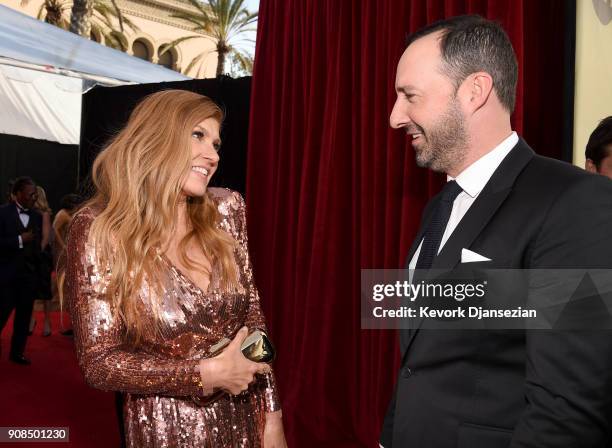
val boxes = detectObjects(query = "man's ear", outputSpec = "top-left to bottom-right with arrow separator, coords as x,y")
459,72 -> 493,115
585,158 -> 599,173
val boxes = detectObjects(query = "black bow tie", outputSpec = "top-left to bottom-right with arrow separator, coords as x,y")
17,205 -> 30,215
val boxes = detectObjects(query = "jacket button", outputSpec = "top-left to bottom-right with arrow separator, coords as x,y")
402,366 -> 413,378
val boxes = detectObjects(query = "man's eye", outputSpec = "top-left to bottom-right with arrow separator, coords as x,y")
192,131 -> 204,140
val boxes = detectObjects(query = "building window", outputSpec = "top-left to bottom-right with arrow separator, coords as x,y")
90,30 -> 100,43
157,45 -> 174,69
132,39 -> 150,61
107,32 -> 128,52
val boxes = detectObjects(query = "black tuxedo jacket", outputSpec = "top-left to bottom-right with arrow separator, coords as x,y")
0,202 -> 42,284
381,139 -> 612,448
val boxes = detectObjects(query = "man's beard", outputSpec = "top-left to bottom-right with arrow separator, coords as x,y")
411,98 -> 469,174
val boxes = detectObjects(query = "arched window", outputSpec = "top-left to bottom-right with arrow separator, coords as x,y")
107,33 -> 128,52
157,45 -> 175,69
90,30 -> 100,43
132,39 -> 151,61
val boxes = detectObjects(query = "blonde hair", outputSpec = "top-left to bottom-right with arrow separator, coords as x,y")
85,89 -> 237,342
34,186 -> 52,214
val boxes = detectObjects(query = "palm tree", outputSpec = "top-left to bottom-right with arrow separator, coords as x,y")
41,0 -> 68,26
162,0 -> 257,77
21,0 -> 68,26
89,0 -> 138,51
69,0 -> 93,36
22,0 -> 137,51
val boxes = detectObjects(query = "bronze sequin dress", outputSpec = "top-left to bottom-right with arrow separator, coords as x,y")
65,188 -> 280,447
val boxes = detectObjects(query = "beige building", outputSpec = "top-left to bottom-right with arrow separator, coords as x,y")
0,0 -> 217,78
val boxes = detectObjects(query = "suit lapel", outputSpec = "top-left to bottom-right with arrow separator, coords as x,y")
11,203 -> 26,232
402,139 -> 535,355
400,196 -> 441,351
403,198 -> 440,269
430,188 -> 511,270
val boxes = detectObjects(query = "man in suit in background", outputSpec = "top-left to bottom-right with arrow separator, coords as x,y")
380,15 -> 612,447
585,116 -> 612,179
0,176 -> 42,365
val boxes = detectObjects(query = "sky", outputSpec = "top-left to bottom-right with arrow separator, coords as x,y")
243,0 -> 259,56
245,0 -> 259,12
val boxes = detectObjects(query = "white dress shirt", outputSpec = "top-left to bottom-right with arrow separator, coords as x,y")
16,200 -> 30,249
408,131 -> 518,269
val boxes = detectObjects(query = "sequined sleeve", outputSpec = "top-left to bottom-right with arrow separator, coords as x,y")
229,192 -> 282,413
65,211 -> 203,396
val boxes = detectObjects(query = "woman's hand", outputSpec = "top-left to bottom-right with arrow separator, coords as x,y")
264,410 -> 287,447
199,327 -> 270,395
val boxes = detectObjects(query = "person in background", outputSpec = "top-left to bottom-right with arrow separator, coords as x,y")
52,193 -> 83,266
52,193 -> 82,337
0,176 -> 42,364
585,115 -> 612,179
29,186 -> 53,336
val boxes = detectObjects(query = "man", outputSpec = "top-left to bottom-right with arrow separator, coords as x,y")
0,176 -> 42,364
585,116 -> 612,179
381,16 -> 612,447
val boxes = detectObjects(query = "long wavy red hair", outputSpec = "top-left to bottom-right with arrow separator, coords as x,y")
85,90 -> 237,341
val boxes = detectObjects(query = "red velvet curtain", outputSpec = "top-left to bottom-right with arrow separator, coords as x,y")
247,1 -> 566,446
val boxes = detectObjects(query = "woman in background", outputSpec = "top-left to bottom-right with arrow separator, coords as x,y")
52,193 -> 82,336
64,90 -> 286,447
30,185 -> 53,336
52,194 -> 82,266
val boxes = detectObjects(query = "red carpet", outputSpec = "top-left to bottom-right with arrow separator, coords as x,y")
0,311 -> 120,447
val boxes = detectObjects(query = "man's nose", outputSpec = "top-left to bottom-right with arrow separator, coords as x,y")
389,99 -> 405,129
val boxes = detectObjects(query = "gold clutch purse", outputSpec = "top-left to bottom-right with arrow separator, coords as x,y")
209,329 -> 276,363
192,329 -> 275,406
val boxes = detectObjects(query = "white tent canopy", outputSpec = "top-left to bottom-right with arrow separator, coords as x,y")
0,5 -> 190,144
0,65 -> 82,144
0,4 -> 190,84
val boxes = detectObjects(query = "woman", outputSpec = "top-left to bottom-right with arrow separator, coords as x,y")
64,90 -> 287,447
53,193 -> 82,336
30,185 -> 53,336
52,193 -> 82,262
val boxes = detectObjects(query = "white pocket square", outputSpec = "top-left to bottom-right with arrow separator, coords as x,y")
461,248 -> 491,263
